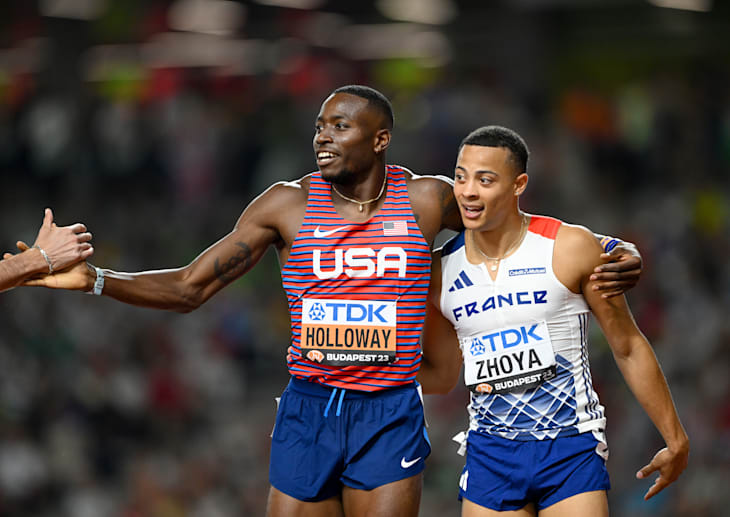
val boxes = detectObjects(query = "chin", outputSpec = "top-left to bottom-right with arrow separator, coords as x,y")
321,167 -> 356,186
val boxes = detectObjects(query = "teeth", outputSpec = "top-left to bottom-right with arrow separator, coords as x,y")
318,152 -> 336,159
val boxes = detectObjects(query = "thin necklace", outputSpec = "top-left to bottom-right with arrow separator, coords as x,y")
471,214 -> 529,272
331,174 -> 387,212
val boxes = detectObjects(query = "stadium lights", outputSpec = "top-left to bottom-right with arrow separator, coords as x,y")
376,0 -> 457,25
647,0 -> 712,11
168,0 -> 246,36
252,0 -> 326,9
39,0 -> 107,20
337,24 -> 451,66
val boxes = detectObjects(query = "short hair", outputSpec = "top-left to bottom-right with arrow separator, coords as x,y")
332,85 -> 394,130
459,125 -> 529,174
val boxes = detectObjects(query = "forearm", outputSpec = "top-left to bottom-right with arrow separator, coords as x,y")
614,339 -> 688,451
94,266 -> 217,313
0,249 -> 49,292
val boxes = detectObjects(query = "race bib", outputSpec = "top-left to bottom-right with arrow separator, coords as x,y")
300,298 -> 397,366
462,320 -> 556,394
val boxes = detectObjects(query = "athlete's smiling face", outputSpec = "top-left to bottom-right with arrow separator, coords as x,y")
313,93 -> 388,185
453,144 -> 528,231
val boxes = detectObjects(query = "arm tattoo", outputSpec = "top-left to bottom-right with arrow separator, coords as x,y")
214,242 -> 253,284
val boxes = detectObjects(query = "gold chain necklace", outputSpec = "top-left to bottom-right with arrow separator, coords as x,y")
471,214 -> 529,272
331,174 -> 387,212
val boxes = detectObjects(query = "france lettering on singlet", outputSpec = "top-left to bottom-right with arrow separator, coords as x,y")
440,215 -> 606,441
281,165 -> 431,391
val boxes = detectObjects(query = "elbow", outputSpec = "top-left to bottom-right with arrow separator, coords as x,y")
174,286 -> 207,313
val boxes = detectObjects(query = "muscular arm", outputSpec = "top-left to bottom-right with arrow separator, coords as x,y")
25,182 -> 304,312
555,225 -> 688,501
417,250 -> 463,394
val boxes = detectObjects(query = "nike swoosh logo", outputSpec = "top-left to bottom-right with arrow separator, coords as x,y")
401,456 -> 421,469
313,226 -> 348,238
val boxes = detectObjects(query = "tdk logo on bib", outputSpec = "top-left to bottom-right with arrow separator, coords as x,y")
469,324 -> 544,355
305,300 -> 392,323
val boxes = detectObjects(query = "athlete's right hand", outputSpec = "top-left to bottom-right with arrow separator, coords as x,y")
22,260 -> 95,291
286,346 -> 295,362
636,445 -> 689,500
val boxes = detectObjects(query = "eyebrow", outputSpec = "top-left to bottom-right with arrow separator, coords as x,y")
316,114 -> 348,122
455,165 -> 499,176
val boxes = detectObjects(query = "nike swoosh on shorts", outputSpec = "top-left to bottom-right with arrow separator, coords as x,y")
313,226 -> 348,238
401,456 -> 421,469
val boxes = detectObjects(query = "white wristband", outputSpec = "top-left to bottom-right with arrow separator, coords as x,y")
92,267 -> 105,295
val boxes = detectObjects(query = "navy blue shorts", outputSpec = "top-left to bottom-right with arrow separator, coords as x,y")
459,431 -> 610,511
270,378 -> 431,502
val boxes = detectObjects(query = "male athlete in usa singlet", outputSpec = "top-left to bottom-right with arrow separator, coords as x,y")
270,165 -> 433,501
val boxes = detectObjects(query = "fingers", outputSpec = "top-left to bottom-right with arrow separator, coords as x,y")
643,476 -> 669,501
42,207 -> 54,228
595,254 -> 642,272
66,223 -> 89,235
3,241 -> 31,260
636,458 -> 659,480
80,245 -> 94,260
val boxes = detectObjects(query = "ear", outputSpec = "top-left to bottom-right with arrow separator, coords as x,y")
514,173 -> 529,196
374,129 -> 391,154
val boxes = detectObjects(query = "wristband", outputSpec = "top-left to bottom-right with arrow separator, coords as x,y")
600,237 -> 621,253
92,267 -> 105,295
33,245 -> 53,274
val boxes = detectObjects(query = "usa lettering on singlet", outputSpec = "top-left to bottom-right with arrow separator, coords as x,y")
439,216 -> 607,442
281,165 -> 431,391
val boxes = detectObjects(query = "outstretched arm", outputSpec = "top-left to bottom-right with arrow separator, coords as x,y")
23,182 -> 297,312
0,208 -> 93,293
561,226 -> 688,501
417,251 -> 463,394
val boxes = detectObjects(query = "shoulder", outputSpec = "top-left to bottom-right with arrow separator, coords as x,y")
553,221 -> 603,292
236,173 -> 313,241
392,165 -> 462,239
401,167 -> 454,198
555,222 -> 602,254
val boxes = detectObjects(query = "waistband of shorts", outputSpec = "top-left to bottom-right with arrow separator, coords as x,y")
287,377 -> 417,399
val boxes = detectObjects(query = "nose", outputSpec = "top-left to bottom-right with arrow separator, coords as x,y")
459,178 -> 479,199
315,127 -> 332,145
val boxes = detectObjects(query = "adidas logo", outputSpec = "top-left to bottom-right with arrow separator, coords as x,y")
448,271 -> 474,292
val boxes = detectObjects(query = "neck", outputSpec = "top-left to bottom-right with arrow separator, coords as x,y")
471,211 -> 527,258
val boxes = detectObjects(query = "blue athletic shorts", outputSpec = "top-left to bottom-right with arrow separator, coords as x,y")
270,378 -> 431,502
459,431 -> 610,511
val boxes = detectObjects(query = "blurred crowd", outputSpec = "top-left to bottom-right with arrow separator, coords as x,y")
1,2 -> 729,516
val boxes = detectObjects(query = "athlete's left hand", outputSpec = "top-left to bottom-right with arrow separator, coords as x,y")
636,446 -> 689,500
590,240 -> 642,298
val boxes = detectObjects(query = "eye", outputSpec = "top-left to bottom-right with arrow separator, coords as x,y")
314,124 -> 322,133
454,172 -> 465,182
480,176 -> 494,185
335,122 -> 349,129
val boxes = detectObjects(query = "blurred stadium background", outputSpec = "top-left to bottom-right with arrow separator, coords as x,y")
0,0 -> 728,515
